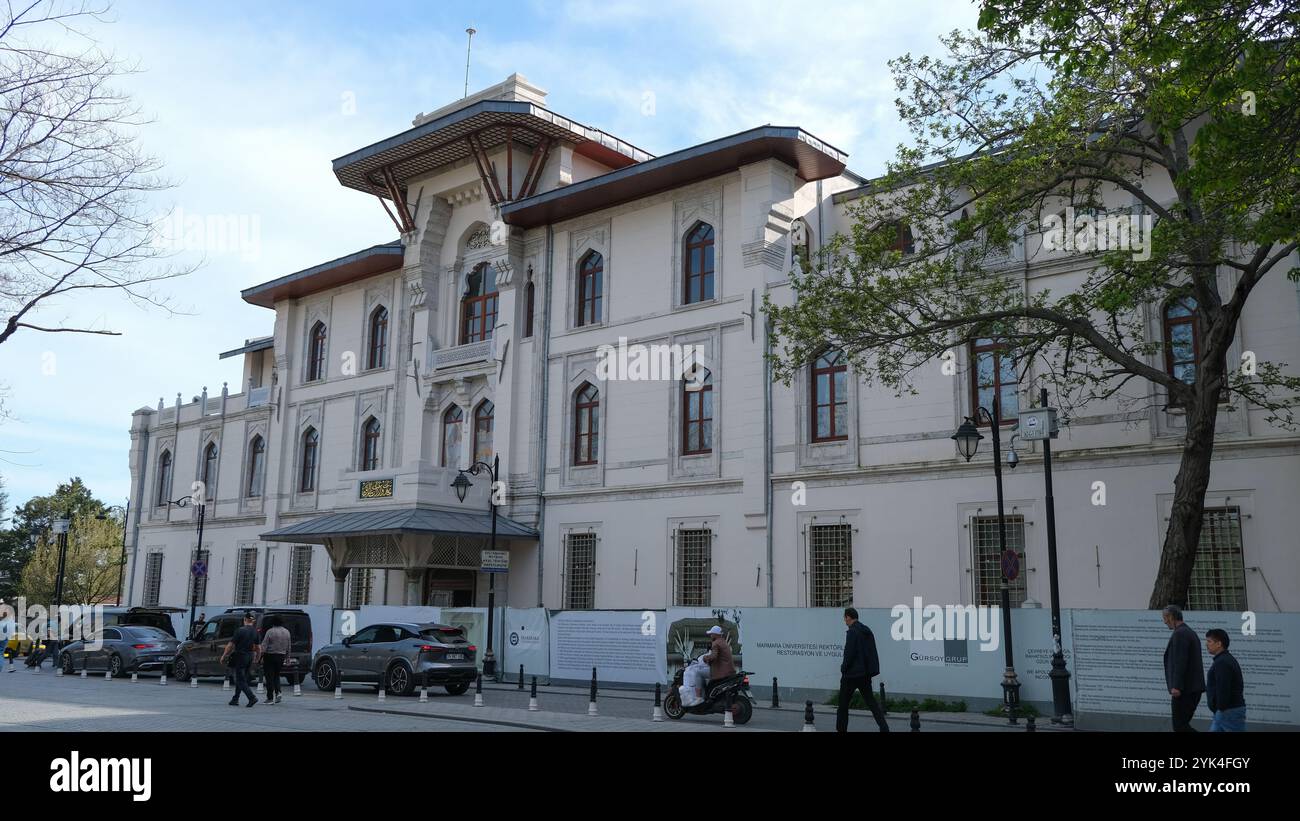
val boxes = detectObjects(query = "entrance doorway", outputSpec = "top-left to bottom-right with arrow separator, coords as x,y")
424,568 -> 476,607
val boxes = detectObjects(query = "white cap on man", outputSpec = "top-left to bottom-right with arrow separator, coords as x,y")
706,626 -> 723,636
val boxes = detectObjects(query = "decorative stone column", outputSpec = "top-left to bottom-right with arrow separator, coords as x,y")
332,566 -> 350,608
404,568 -> 424,606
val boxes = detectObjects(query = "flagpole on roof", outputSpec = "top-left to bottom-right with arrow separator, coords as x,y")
464,26 -> 476,98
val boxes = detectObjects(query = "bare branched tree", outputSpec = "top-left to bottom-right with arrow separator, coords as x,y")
0,0 -> 189,346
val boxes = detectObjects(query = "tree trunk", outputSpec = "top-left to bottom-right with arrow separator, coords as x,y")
1147,350 -> 1229,608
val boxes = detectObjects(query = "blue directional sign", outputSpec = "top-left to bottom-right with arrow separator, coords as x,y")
191,560 -> 207,578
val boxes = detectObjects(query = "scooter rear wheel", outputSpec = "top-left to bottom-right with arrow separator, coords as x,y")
663,690 -> 685,719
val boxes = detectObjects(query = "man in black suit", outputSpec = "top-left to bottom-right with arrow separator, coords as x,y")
1162,605 -> 1205,732
837,608 -> 889,733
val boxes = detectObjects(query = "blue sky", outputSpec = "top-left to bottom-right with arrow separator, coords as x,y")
0,0 -> 977,514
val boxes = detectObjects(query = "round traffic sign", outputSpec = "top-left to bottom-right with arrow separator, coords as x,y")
1000,550 -> 1020,581
191,560 -> 207,578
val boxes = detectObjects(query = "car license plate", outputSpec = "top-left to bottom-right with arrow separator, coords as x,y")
446,653 -> 464,660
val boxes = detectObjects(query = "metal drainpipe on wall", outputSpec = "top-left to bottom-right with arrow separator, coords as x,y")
126,427 -> 150,607
535,223 -> 554,607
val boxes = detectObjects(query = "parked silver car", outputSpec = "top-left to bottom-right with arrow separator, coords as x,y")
59,626 -> 180,678
311,622 -> 477,696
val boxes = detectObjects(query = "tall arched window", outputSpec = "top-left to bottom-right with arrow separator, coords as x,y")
155,450 -> 173,506
367,306 -> 388,370
473,400 -> 495,464
441,406 -> 463,468
811,349 -> 848,442
201,442 -> 218,501
1163,295 -> 1200,386
683,222 -> 715,304
523,280 -> 536,338
299,428 -> 319,492
576,251 -> 603,327
246,436 -> 265,498
573,382 -> 600,466
460,262 -> 499,344
682,368 -> 714,455
361,418 -> 381,471
308,321 -> 327,381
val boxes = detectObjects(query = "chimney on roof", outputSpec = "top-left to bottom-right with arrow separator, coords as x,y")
412,73 -> 549,127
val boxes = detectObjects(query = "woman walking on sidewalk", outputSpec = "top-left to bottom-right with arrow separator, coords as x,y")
258,615 -> 291,705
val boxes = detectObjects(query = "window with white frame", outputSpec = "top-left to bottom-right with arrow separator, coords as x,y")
563,533 -> 596,609
346,568 -> 374,608
1188,507 -> 1247,611
234,546 -> 258,605
970,515 -> 1027,606
188,548 -> 210,607
808,523 -> 854,607
288,545 -> 313,605
142,554 -> 164,607
674,528 -> 712,606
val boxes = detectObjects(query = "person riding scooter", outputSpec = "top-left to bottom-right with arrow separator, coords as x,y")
701,625 -> 736,697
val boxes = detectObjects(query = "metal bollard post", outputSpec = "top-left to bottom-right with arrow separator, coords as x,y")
474,673 -> 483,707
1026,715 -> 1036,732
293,677 -> 302,697
104,670 -> 111,683
652,682 -> 664,722
256,674 -> 265,696
190,674 -> 198,688
131,672 -> 139,684
588,667 -> 598,716
723,690 -> 735,728
528,675 -> 539,711
518,664 -> 525,690
772,677 -> 779,709
222,673 -> 230,691
80,667 -> 87,679
159,671 -> 167,686
334,677 -> 343,699
419,671 -> 428,703
879,682 -> 887,711
910,708 -> 920,732
802,700 -> 815,732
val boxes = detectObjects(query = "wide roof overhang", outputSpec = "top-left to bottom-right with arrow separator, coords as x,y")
241,241 -> 404,309
331,99 -> 652,198
499,126 -> 849,228
260,507 -> 539,545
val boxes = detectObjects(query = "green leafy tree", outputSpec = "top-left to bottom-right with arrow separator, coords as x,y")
766,0 -> 1299,608
0,478 -> 106,600
19,511 -> 122,605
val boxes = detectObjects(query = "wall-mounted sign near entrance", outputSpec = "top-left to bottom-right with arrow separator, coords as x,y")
480,550 -> 509,573
359,479 -> 394,499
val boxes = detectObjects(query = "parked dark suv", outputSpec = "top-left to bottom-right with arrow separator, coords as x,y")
171,608 -> 312,684
66,606 -> 184,639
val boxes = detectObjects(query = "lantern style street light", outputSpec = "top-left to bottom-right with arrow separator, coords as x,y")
450,454 -> 500,679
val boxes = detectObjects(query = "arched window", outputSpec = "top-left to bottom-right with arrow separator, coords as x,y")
523,280 -> 535,338
361,418 -> 381,471
367,306 -> 388,370
155,450 -> 173,506
308,321 -> 327,381
460,262 -> 499,344
888,221 -> 915,255
970,338 -> 1018,423
246,436 -> 265,498
683,222 -> 715,304
441,406 -> 463,468
576,251 -> 603,327
811,349 -> 848,442
682,368 -> 713,455
299,428 -> 319,493
473,400 -> 495,464
1164,296 -> 1200,386
573,382 -> 600,466
201,442 -> 218,501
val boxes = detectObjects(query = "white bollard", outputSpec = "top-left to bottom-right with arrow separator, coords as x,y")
159,673 -> 167,686
334,685 -> 343,700
377,688 -> 386,702
256,679 -> 265,695
723,708 -> 735,728
419,687 -> 428,703
131,672 -> 139,684
528,695 -> 539,711
190,675 -> 198,688
80,668 -> 87,679
652,705 -> 663,722
588,700 -> 598,716
293,682 -> 302,697
52,663 -> 59,677
474,691 -> 483,707
222,675 -> 230,691
104,671 -> 111,682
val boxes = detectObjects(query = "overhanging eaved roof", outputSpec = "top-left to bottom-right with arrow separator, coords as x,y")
260,507 -> 539,545
218,336 -> 273,360
500,125 -> 849,228
241,241 -> 404,309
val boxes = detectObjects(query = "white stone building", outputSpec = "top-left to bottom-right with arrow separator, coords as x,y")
123,75 -> 1300,616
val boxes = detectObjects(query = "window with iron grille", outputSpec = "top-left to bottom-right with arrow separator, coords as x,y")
234,546 -> 258,605
808,523 -> 854,607
288,545 -> 313,605
1188,507 -> 1247,611
674,528 -> 712,606
188,548 -> 209,607
563,533 -> 596,609
346,568 -> 373,609
142,553 -> 164,607
971,515 -> 1027,606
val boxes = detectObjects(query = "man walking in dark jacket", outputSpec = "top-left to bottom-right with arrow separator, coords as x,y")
1205,628 -> 1246,732
837,608 -> 889,733
1162,605 -> 1205,732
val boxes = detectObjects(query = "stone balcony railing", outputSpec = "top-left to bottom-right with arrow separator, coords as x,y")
432,339 -> 493,370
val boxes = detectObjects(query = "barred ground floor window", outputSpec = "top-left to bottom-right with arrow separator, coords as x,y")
234,546 -> 258,605
971,515 -> 1027,606
142,553 -> 164,607
288,545 -> 313,605
563,533 -> 596,610
808,523 -> 853,607
1188,507 -> 1247,611
346,568 -> 374,609
674,528 -> 712,607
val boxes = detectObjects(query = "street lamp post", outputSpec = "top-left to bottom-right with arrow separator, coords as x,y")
162,495 -> 206,632
51,513 -> 72,653
951,395 -> 1023,723
451,454 -> 499,679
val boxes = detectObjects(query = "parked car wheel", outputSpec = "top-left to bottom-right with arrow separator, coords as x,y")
172,654 -> 191,682
109,654 -> 125,678
313,658 -> 337,692
444,681 -> 470,696
60,652 -> 75,676
387,662 -> 414,696
662,690 -> 685,719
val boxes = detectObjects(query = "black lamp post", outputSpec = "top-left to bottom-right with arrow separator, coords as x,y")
451,453 -> 500,679
162,495 -> 206,632
1030,387 -> 1073,725
951,394 -> 1023,723
51,512 -> 72,652
96,501 -> 129,606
